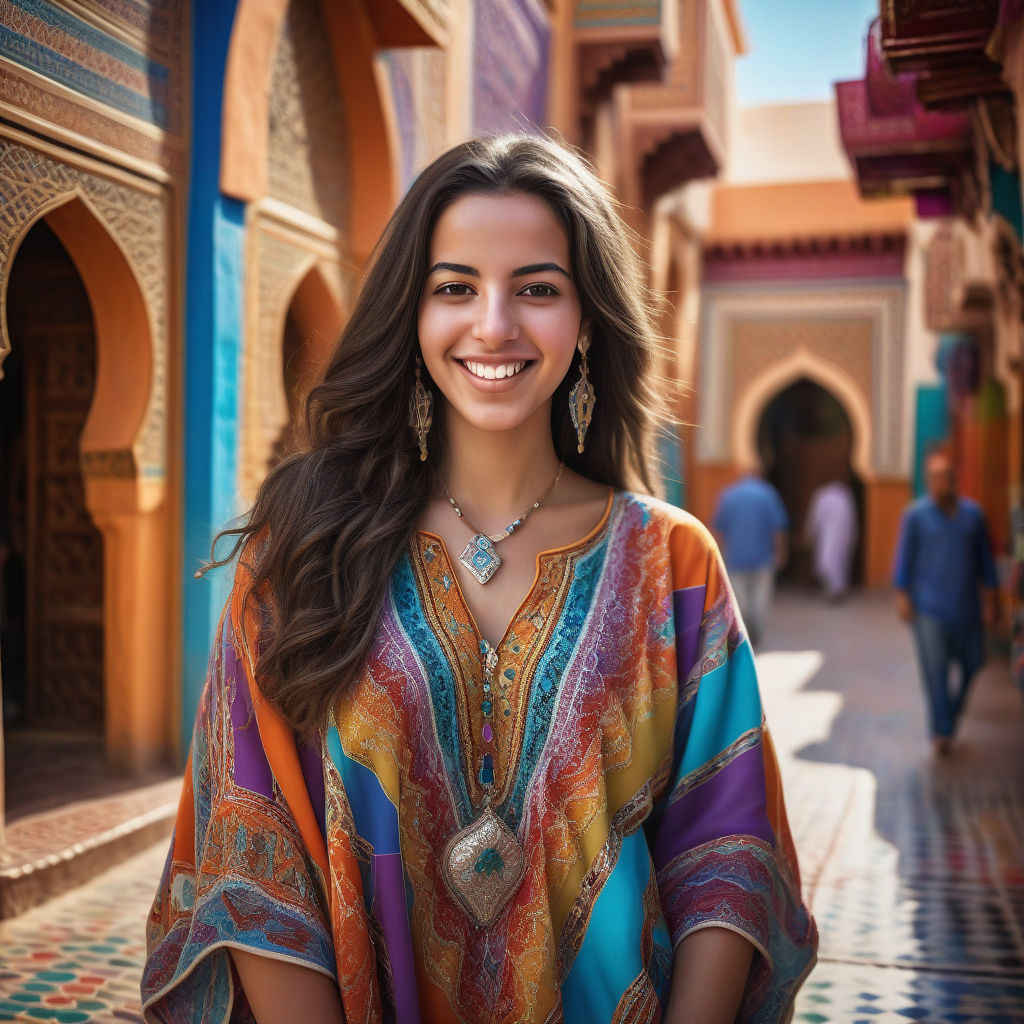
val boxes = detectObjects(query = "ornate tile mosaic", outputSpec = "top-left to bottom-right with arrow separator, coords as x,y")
0,841 -> 166,1022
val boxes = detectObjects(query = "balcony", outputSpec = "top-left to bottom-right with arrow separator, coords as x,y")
614,0 -> 736,208
878,0 -> 1004,108
575,0 -> 674,113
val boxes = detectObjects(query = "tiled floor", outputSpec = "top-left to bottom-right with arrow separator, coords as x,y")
759,592 -> 1024,1023
0,842 -> 167,1022
0,590 -> 1021,1022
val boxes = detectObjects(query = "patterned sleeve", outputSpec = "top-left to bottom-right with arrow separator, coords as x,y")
645,521 -> 817,1023
141,593 -> 337,1023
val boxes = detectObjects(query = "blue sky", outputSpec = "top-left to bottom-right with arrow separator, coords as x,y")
735,0 -> 878,107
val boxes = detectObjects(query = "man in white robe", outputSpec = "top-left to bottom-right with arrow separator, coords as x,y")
806,480 -> 858,599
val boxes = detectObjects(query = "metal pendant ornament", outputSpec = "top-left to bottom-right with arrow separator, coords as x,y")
445,462 -> 564,584
442,807 -> 527,927
569,333 -> 596,454
410,356 -> 434,462
459,534 -> 502,585
442,641 -> 526,927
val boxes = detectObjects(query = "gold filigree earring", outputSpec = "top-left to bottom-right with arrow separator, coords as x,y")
569,332 -> 595,454
410,356 -> 434,461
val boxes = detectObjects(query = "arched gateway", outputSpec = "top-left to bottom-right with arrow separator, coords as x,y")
0,191 -> 172,784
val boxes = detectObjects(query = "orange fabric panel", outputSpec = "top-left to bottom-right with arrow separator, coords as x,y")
171,750 -> 195,866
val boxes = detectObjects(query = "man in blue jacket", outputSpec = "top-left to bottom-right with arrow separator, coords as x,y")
713,471 -> 789,647
894,451 -> 1000,755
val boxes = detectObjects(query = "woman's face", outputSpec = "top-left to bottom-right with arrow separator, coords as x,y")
418,191 -> 584,440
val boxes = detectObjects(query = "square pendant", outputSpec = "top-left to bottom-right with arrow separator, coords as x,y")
442,808 -> 527,927
459,534 -> 501,584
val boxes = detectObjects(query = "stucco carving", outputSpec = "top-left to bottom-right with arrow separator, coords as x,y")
266,0 -> 349,228
241,217 -> 349,500
698,285 -> 906,476
0,134 -> 168,480
732,319 -> 874,403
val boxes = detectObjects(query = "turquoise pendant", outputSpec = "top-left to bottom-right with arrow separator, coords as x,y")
459,533 -> 501,584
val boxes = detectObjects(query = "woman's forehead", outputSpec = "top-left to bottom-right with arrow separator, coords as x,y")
429,192 -> 569,264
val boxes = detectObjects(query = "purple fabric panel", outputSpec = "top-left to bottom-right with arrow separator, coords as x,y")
226,637 -> 275,799
673,585 -> 706,684
652,745 -> 773,868
298,739 -> 327,842
371,853 -> 421,1024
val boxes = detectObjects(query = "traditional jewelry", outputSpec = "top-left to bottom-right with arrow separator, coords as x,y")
409,356 -> 434,462
569,333 -> 596,454
444,462 -> 564,584
442,638 -> 527,927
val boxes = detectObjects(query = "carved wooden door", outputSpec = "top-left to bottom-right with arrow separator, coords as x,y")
18,233 -> 105,733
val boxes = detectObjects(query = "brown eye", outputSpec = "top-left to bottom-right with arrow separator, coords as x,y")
436,282 -> 474,296
521,283 -> 558,298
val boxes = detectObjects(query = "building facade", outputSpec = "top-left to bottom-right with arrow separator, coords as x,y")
0,0 -> 744,855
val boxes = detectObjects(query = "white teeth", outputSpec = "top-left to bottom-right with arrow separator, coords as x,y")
463,360 -> 526,381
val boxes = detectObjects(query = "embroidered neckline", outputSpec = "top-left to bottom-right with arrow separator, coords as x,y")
408,492 -> 615,808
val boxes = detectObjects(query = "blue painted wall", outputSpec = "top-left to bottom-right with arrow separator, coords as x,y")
181,0 -> 245,758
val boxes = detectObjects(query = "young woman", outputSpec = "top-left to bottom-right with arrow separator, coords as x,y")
142,135 -> 816,1024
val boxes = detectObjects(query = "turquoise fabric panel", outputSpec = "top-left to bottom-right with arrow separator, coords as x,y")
679,640 -> 762,778
326,725 -> 401,856
560,829 -> 656,1021
991,163 -> 1023,243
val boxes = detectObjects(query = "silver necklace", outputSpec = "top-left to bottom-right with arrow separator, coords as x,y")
444,462 -> 564,584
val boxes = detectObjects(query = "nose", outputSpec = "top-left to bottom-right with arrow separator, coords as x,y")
472,290 -> 519,347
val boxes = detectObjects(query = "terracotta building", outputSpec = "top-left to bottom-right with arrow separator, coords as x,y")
0,0 -> 743,908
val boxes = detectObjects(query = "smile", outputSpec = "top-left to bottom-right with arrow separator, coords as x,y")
459,359 -> 529,381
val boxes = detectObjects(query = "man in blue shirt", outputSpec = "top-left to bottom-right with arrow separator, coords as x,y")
894,451 -> 1000,755
712,472 -> 789,646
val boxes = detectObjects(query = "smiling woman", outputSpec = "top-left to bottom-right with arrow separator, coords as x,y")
142,134 -> 816,1024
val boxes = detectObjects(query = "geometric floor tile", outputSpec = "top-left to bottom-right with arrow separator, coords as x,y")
0,841 -> 168,1022
795,961 -> 1024,1023
760,592 -> 1024,1024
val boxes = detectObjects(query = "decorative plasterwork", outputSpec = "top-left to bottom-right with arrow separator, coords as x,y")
0,0 -> 185,176
240,208 -> 350,501
732,348 -> 875,482
0,130 -> 168,480
698,284 -> 907,477
266,0 -> 349,228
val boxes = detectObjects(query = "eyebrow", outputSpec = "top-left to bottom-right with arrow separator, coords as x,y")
427,261 -> 572,280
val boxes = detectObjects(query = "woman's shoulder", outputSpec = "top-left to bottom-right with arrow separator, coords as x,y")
615,490 -> 719,559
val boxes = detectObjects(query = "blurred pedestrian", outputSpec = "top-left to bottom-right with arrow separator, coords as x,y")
712,470 -> 788,646
894,451 -> 1000,755
805,478 -> 858,601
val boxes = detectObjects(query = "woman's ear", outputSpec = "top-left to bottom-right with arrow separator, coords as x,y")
577,319 -> 592,351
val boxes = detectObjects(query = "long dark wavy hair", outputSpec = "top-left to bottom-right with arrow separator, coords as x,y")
205,133 -> 666,735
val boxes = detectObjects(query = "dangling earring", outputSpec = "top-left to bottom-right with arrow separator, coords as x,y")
569,332 -> 596,454
410,355 -> 434,461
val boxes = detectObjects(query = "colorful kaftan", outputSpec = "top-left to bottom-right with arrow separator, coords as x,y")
143,491 -> 817,1023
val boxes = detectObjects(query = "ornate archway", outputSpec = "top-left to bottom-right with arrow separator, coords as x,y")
0,160 -> 172,777
240,254 -> 345,498
733,349 -> 874,483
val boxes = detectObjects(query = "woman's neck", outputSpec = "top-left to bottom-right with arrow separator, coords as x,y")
441,409 -> 562,524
